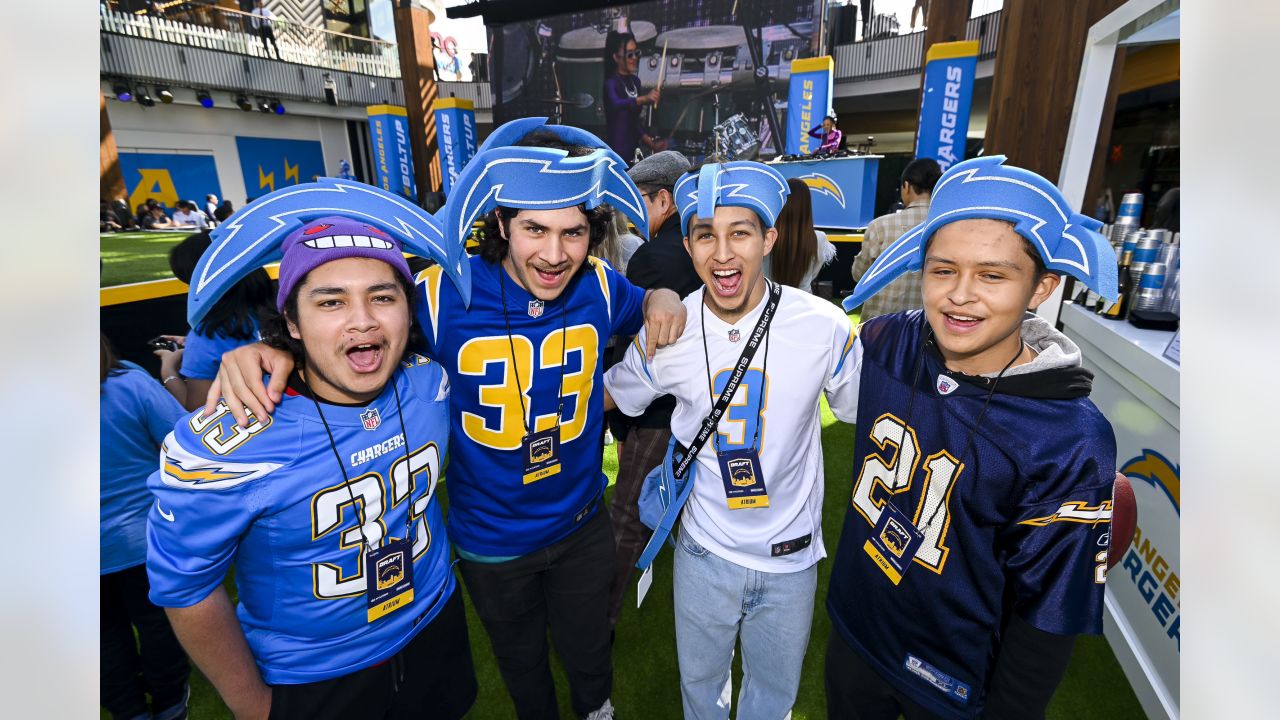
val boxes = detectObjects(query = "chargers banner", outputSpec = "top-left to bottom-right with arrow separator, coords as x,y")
915,40 -> 979,171
433,98 -> 478,196
785,56 -> 833,156
366,105 -> 417,202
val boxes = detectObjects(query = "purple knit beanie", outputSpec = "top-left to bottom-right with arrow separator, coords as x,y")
275,215 -> 414,311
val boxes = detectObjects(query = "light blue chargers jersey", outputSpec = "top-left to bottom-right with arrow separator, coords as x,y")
146,356 -> 454,685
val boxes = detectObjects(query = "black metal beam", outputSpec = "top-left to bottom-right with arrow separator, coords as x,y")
447,0 -> 634,24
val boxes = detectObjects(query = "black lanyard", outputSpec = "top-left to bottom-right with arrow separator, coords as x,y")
673,280 -> 781,479
309,376 -> 416,549
499,264 -> 568,437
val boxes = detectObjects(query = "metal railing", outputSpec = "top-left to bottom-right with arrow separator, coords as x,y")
833,9 -> 1002,83
100,6 -> 402,78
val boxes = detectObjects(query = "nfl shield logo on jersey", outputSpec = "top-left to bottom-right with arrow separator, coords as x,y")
728,329 -> 741,343
528,300 -> 545,318
936,374 -> 959,396
360,408 -> 381,431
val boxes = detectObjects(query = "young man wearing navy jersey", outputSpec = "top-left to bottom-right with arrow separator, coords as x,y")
825,156 -> 1121,719
208,120 -> 684,720
147,216 -> 477,720
605,162 -> 860,719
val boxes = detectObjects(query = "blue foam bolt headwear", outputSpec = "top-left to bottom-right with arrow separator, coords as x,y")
443,117 -> 648,252
842,155 -> 1118,312
187,177 -> 471,326
674,161 -> 791,236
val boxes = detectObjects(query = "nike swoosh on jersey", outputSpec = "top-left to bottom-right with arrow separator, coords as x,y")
156,501 -> 175,522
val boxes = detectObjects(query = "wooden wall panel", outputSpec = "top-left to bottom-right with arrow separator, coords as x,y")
100,91 -> 126,203
393,3 -> 443,198
982,0 -> 1127,180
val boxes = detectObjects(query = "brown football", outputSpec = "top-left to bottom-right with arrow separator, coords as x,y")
1108,472 -> 1137,569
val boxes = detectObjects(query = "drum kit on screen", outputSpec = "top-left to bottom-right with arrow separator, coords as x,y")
500,13 -> 811,164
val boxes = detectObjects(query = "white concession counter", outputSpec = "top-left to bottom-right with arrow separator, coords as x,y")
1060,301 -> 1180,719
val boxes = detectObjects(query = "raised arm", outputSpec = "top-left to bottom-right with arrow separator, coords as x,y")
203,342 -> 295,427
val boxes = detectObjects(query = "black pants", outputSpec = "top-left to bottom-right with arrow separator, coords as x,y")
607,425 -> 666,626
258,26 -> 280,57
460,507 -> 614,720
825,627 -> 945,720
269,586 -> 477,720
100,565 -> 191,720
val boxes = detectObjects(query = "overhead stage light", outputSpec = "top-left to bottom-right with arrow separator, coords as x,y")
136,86 -> 155,107
236,93 -> 252,111
157,86 -> 174,104
258,97 -> 272,113
270,98 -> 285,115
112,82 -> 132,102
196,89 -> 214,108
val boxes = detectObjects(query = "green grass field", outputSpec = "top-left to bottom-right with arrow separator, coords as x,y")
100,232 -> 192,287
114,403 -> 1143,719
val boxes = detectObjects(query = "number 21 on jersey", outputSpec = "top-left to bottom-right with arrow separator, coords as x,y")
851,413 -> 963,574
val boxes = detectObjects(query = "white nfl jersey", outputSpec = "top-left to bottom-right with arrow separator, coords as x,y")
606,284 -> 861,572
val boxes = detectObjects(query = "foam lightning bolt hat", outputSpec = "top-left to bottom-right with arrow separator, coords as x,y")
443,117 -> 648,251
674,161 -> 791,236
842,155 -> 1118,312
187,177 -> 470,326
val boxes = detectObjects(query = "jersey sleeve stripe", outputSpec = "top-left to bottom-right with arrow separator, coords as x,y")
416,265 -> 444,346
591,258 -> 612,319
161,433 -> 282,491
832,324 -> 855,377
630,333 -> 653,382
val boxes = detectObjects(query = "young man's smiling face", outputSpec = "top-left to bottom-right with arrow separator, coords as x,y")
499,206 -> 592,302
921,219 -> 1060,375
684,205 -> 777,324
287,257 -> 410,404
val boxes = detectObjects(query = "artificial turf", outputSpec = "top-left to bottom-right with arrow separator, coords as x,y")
109,400 -> 1144,719
100,232 -> 192,287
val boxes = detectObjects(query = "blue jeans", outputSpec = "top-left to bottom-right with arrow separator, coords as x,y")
673,525 -> 819,720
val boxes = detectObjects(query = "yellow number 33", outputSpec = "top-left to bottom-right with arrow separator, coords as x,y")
456,325 -> 598,451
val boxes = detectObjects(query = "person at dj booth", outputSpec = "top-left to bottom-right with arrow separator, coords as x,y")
603,30 -> 666,163
808,115 -> 845,155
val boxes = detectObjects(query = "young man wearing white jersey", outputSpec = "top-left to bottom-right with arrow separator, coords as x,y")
604,161 -> 860,719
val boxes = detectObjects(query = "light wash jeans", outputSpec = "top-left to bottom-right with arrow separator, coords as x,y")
673,525 -> 819,720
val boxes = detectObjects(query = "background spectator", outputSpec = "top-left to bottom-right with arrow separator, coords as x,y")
171,201 -> 208,229
766,178 -> 837,292
99,333 -> 191,720
141,205 -> 173,230
213,199 -> 235,223
850,157 -> 942,320
204,194 -> 219,224
153,231 -> 273,410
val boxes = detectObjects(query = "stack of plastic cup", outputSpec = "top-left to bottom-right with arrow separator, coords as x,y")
1133,235 -> 1161,265
1133,263 -> 1167,312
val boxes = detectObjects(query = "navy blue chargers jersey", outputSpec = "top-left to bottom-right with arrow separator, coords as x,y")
827,311 -> 1117,718
416,255 -> 644,556
147,357 -> 454,685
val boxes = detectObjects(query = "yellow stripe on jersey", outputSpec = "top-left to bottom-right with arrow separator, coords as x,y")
833,325 -> 855,376
630,333 -> 653,381
1018,500 -> 1113,527
416,265 -> 445,345
589,257 -> 612,319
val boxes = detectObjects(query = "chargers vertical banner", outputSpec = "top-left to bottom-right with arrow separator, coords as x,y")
915,40 -> 979,171
366,105 -> 417,202
434,98 -> 478,196
785,56 -> 833,156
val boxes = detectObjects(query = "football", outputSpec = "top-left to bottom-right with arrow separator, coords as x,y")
1108,472 -> 1138,569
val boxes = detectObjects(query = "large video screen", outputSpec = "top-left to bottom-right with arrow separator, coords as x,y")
488,1 -> 820,165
